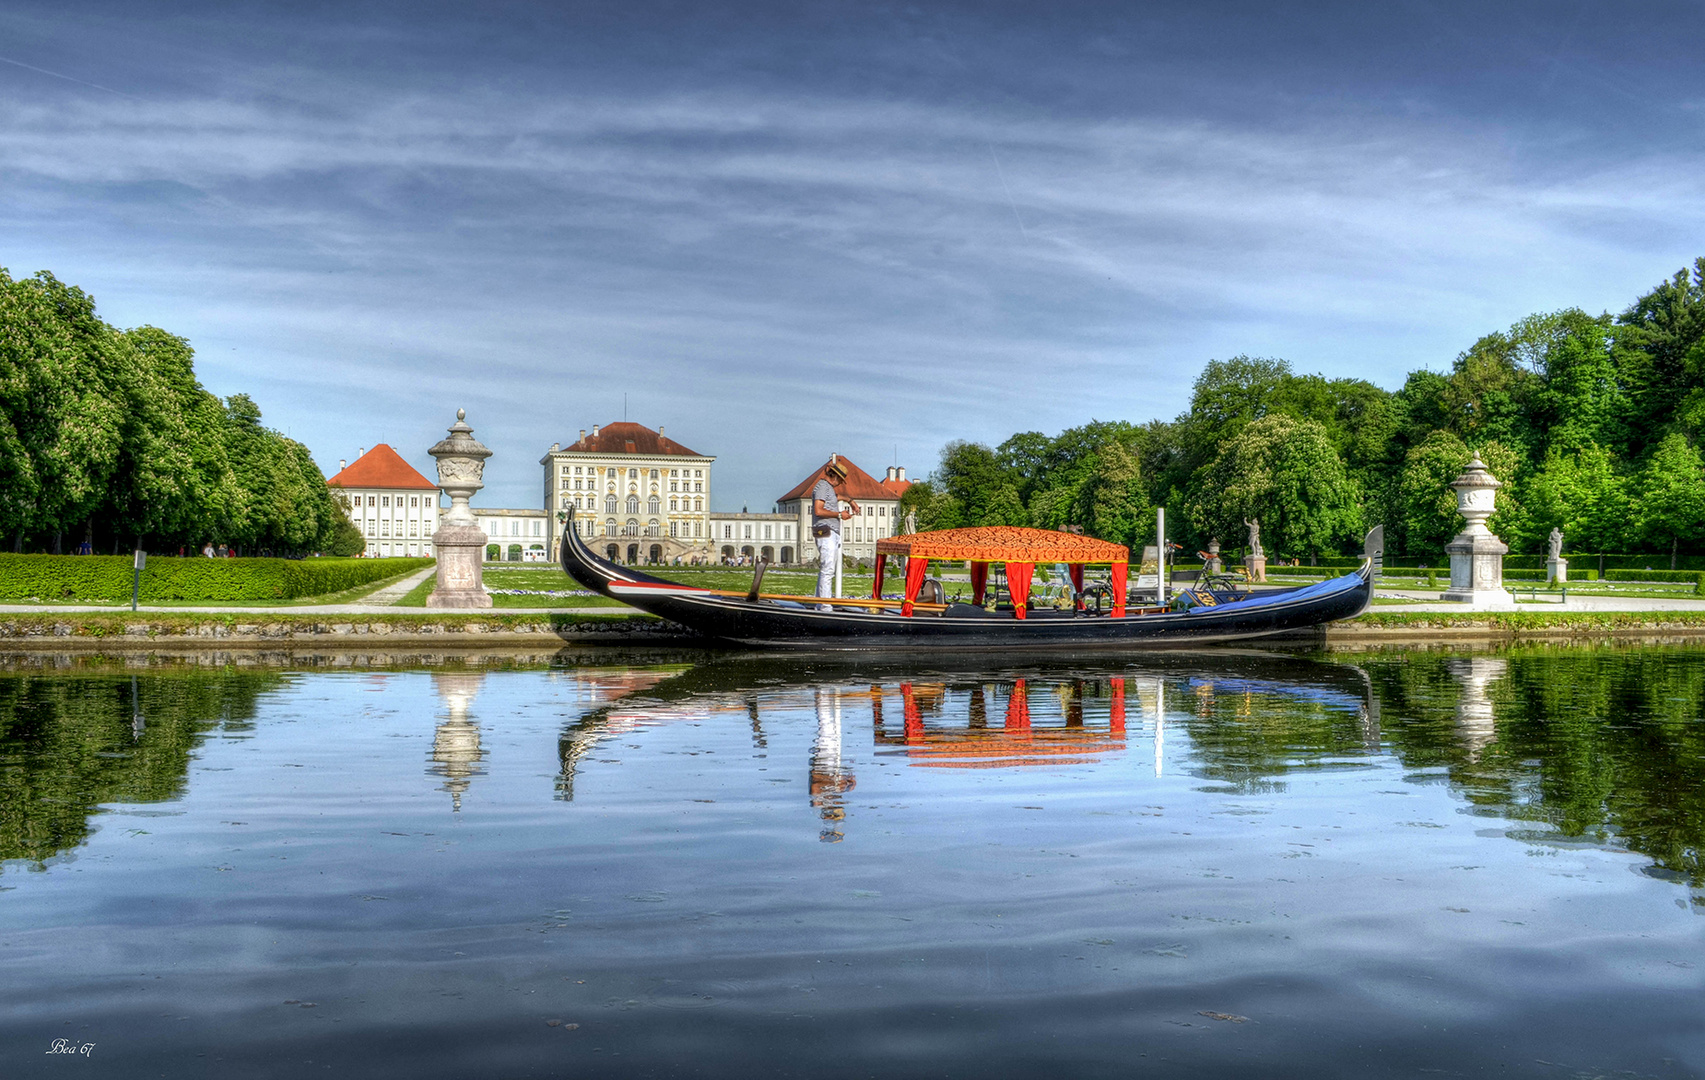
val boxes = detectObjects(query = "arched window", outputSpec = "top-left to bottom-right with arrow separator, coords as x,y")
604,518 -> 617,536
648,496 -> 660,515
625,518 -> 639,536
605,495 -> 617,514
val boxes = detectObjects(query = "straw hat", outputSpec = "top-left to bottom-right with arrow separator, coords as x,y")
824,454 -> 848,481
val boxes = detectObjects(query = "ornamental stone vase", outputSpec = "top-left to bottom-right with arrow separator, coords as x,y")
1440,453 -> 1516,610
427,409 -> 493,609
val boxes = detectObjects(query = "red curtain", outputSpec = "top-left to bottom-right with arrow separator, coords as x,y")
1110,677 -> 1126,733
1004,679 -> 1031,730
901,557 -> 930,616
872,553 -> 886,599
901,683 -> 923,742
1006,562 -> 1033,619
1069,564 -> 1085,610
970,562 -> 989,606
1111,562 -> 1127,617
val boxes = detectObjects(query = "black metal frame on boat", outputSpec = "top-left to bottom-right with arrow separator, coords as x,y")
557,506 -> 1373,649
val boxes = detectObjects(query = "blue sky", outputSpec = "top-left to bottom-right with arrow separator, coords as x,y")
3,1 -> 1703,509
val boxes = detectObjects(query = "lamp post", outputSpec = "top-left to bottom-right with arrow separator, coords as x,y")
426,409 -> 493,609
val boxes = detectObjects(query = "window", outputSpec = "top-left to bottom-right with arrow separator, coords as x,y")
743,525 -> 752,540
694,470 -> 702,477
694,482 -> 702,492
366,521 -> 375,537
605,496 -> 617,514
669,522 -> 677,537
561,478 -> 571,490
381,520 -> 390,537
574,466 -> 582,475
408,521 -> 416,537
650,469 -> 659,479
880,505 -> 887,516
648,497 -> 660,515
763,525 -> 773,540
562,465 -> 571,476
723,525 -> 732,539
669,498 -> 677,511
628,468 -> 638,479
784,525 -> 792,539
626,495 -> 640,514
695,498 -> 703,511
381,495 -> 390,508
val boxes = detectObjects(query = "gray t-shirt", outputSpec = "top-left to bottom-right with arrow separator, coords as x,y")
812,478 -> 841,536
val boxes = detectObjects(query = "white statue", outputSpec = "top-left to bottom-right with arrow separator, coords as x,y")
1244,518 -> 1263,558
1547,527 -> 1563,561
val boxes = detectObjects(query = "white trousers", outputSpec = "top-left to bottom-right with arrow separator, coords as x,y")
815,532 -> 841,600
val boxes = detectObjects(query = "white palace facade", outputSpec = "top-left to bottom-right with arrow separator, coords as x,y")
541,422 -> 715,565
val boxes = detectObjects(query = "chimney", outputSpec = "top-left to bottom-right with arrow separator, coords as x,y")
339,459 -> 346,471
897,466 -> 906,482
659,425 -> 665,437
591,425 -> 599,438
549,442 -> 560,452
578,429 -> 586,442
358,447 -> 365,458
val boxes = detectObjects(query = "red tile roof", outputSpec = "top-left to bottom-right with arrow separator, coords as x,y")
778,456 -> 900,503
879,474 -> 913,498
326,444 -> 439,491
560,422 -> 706,458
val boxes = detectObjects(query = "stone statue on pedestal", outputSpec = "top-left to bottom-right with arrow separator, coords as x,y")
426,409 -> 493,609
1546,527 -> 1568,584
1242,519 -> 1266,583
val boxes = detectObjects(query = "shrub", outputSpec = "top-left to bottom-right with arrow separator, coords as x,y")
1603,569 -> 1705,586
0,555 -> 432,602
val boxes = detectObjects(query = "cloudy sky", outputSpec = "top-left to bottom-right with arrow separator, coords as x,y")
4,1 -> 1703,508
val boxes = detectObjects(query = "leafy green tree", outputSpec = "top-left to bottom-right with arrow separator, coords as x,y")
1185,414 -> 1361,559
1632,434 -> 1705,569
1071,443 -> 1151,546
1615,258 -> 1705,447
1392,433 -> 1524,557
1521,442 -> 1629,554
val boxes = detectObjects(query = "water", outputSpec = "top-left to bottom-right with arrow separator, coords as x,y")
1,647 -> 1702,1078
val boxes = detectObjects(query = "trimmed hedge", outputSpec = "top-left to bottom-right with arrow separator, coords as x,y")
1603,569 -> 1705,586
0,554 -> 433,602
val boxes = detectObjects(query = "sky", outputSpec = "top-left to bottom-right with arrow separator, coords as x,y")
3,1 -> 1703,510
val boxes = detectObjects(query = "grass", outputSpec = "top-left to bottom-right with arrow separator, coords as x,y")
393,564 -> 902,608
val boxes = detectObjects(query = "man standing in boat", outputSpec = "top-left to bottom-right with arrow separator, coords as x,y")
812,456 -> 859,609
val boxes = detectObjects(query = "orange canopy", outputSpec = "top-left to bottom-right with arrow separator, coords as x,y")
875,526 -> 1128,564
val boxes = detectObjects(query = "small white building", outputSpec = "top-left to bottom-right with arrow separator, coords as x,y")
707,511 -> 799,564
327,445 -> 443,558
777,458 -> 911,565
476,508 -> 552,562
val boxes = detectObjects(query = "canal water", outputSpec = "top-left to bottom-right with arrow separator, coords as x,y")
1,647 -> 1701,1078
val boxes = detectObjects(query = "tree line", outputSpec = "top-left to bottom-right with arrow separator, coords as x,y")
900,258 -> 1705,565
1,269 -> 363,556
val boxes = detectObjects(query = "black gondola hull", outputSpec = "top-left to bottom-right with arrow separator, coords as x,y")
557,510 -> 1370,649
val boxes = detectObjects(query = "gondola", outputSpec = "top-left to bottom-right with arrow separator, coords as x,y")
557,506 -> 1372,649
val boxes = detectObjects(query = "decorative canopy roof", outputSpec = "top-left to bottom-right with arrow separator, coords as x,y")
778,455 -> 897,502
560,422 -> 706,458
326,444 -> 439,491
876,526 -> 1128,564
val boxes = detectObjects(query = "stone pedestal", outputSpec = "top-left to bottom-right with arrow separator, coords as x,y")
426,409 -> 493,609
1439,453 -> 1516,610
1204,539 -> 1223,577
1547,557 -> 1568,584
1244,554 -> 1267,583
428,524 -> 492,608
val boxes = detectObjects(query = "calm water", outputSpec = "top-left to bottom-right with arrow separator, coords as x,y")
1,647 -> 1702,1078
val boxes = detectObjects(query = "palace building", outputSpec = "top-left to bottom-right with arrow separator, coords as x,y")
540,422 -> 715,565
777,458 -> 911,565
327,445 -> 443,558
708,510 -> 799,564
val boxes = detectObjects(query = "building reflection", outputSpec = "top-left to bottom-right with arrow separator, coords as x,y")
429,673 -> 486,811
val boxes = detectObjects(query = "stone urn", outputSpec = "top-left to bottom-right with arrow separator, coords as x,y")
426,409 -> 493,609
430,673 -> 486,811
1440,453 -> 1515,609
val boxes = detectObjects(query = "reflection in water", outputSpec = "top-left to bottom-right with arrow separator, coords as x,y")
0,671 -> 279,869
429,673 -> 487,812
1450,656 -> 1506,761
811,689 -> 854,842
873,679 -> 1129,769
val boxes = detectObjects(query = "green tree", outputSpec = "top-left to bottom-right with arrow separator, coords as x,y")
1632,434 -> 1705,569
1520,442 -> 1628,554
1185,414 -> 1361,560
1071,443 -> 1151,546
1392,433 -> 1524,557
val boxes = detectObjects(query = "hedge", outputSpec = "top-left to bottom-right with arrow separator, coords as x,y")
0,554 -> 433,602
1603,569 -> 1705,586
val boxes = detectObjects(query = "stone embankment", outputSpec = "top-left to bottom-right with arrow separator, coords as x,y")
0,612 -> 691,650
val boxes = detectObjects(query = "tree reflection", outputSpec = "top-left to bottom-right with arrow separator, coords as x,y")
0,672 -> 279,871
